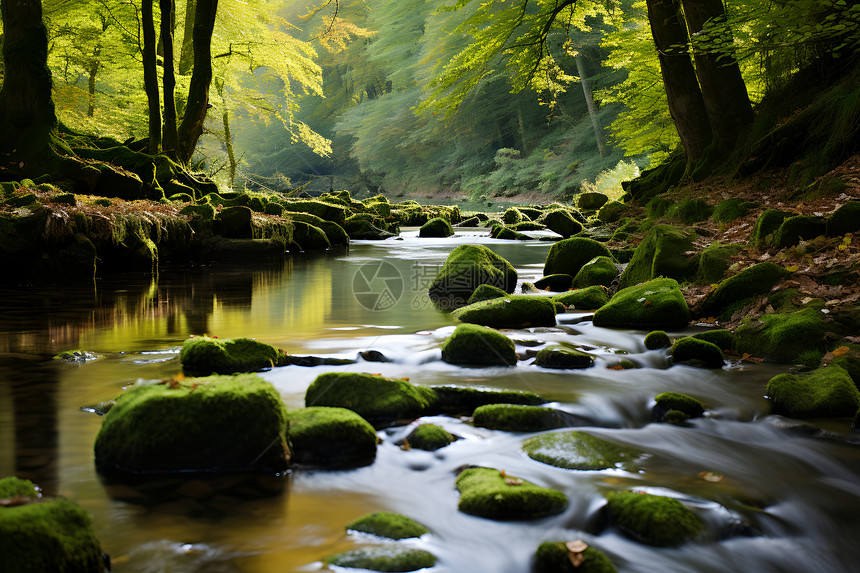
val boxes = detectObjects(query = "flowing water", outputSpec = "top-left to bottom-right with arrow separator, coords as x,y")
2,230 -> 860,573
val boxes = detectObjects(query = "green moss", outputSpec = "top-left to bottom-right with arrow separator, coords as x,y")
696,262 -> 790,318
544,237 -> 612,277
646,196 -> 670,218
343,215 -> 396,240
431,386 -> 544,415
441,324 -> 517,366
534,346 -> 596,369
667,198 -> 713,224
451,295 -> 557,329
534,274 -> 574,291
456,467 -> 568,519
774,215 -> 827,248
0,496 -> 105,573
669,337 -> 725,369
518,206 -> 543,220
523,430 -> 643,471
593,278 -> 691,330
473,404 -> 569,431
597,201 -> 626,223
619,225 -> 697,288
428,244 -> 518,308
691,329 -> 735,351
503,207 -> 524,224
510,220 -> 546,231
750,209 -> 790,247
694,242 -> 744,285
287,407 -> 377,469
827,200 -> 860,236
653,392 -> 705,420
492,225 -> 533,240
406,423 -> 454,451
94,374 -> 288,474
796,349 -> 825,368
0,477 -> 39,498
467,283 -> 509,304
578,192 -> 609,210
644,331 -> 671,350
552,285 -> 610,310
418,216 -> 454,238
606,491 -> 704,546
712,198 -> 753,223
766,364 -> 860,418
180,202 -> 216,220
347,512 -> 429,539
572,256 -> 619,289
535,542 -> 617,573
180,336 -> 283,375
539,209 -> 583,238
283,211 -> 349,247
735,307 -> 825,362
280,199 -> 349,224
305,372 -> 437,423
324,547 -> 436,572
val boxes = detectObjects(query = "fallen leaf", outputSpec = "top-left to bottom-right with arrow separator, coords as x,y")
699,472 -> 724,483
566,540 -> 588,553
832,346 -> 850,357
643,300 -> 651,307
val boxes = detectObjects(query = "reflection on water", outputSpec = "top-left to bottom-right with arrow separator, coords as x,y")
1,232 -> 860,572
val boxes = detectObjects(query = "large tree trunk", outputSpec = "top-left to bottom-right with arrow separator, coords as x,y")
646,0 -> 712,169
142,0 -> 162,154
178,0 -> 197,75
574,51 -> 606,158
160,0 -> 179,158
681,0 -> 754,158
177,0 -> 218,164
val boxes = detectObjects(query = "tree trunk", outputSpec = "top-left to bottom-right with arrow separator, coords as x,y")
178,0 -> 197,75
87,45 -> 101,117
160,0 -> 179,158
645,0 -> 712,168
223,109 -> 236,187
574,51 -> 606,158
177,0 -> 219,164
680,0 -> 753,158
142,0 -> 161,153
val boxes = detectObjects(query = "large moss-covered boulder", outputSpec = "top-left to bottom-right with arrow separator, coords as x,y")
281,199 -> 349,224
324,548 -> 436,572
695,262 -> 789,318
451,295 -> 557,328
766,365 -> 860,418
750,209 -> 790,247
473,404 -> 574,432
523,430 -> 643,471
598,201 -> 626,224
669,337 -> 725,368
343,215 -> 396,240
213,205 -> 253,238
535,541 -> 618,573
419,217 -> 454,238
456,467 -> 568,519
0,482 -> 106,573
287,407 -> 377,469
552,285 -> 610,310
534,346 -> 596,369
441,324 -> 517,366
544,237 -> 612,277
180,336 -> 285,375
431,386 -> 545,415
694,242 -> 743,285
346,512 -> 429,539
593,278 -> 691,329
405,423 -> 454,451
735,307 -> 825,362
605,491 -> 704,546
94,374 -> 289,474
305,372 -> 437,423
619,225 -> 697,288
290,221 -> 330,251
774,215 -> 827,248
827,200 -> 860,236
503,207 -> 524,224
712,198 -> 753,223
572,256 -> 619,289
539,209 -> 583,238
578,192 -> 609,210
428,244 -> 518,309
283,211 -> 349,248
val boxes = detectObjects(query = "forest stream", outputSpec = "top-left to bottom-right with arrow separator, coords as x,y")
2,229 -> 860,573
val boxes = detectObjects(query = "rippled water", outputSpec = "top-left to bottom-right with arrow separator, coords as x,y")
1,229 -> 859,572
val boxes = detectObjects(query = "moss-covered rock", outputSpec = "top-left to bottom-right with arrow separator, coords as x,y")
578,192 -> 609,210
0,493 -> 106,573
418,217 -> 454,238
523,430 -> 643,471
492,225 -> 534,240
456,467 -> 568,519
324,547 -> 436,572
667,198 -> 713,224
213,205 -> 252,238
503,207 -> 524,224
551,285 -> 610,310
669,337 -> 725,368
94,374 -> 289,474
593,278 -> 691,329
695,262 -> 790,318
451,295 -> 557,329
347,512 -> 429,539
428,244 -> 518,308
343,215 -> 396,240
534,346 -> 596,369
653,392 -> 705,421
619,225 -> 697,288
691,329 -> 735,351
735,307 -> 825,362
766,364 -> 860,418
534,274 -> 574,291
0,476 -> 39,498
179,336 -> 284,375
441,323 -> 517,367
539,209 -> 583,238
305,372 -> 437,423
544,237 -> 613,277
774,215 -> 827,248
281,199 -> 349,224
431,386 -> 545,415
473,404 -> 572,431
607,491 -> 704,547
644,330 -> 671,350
572,256 -> 619,289
694,242 -> 744,285
283,211 -> 349,248
290,221 -> 330,251
405,423 -> 454,451
466,283 -> 509,304
510,220 -> 546,231
535,541 -> 618,573
287,407 -> 377,469
712,198 -> 753,223
597,201 -> 626,224
827,200 -> 860,236
750,209 -> 791,247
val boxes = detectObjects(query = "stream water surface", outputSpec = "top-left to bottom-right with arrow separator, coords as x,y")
2,230 -> 860,573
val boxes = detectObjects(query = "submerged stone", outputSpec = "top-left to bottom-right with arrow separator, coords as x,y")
473,404 -> 575,432
653,392 -> 705,421
534,346 -> 596,369
695,262 -> 789,318
735,307 -> 825,363
418,217 -> 454,238
606,491 -> 704,546
552,285 -> 610,310
287,407 -> 377,469
305,372 -> 437,423
428,244 -> 518,309
324,547 -> 436,572
593,278 -> 691,330
346,512 -> 429,539
535,541 -> 618,573
544,237 -> 612,277
669,337 -> 725,369
451,295 -> 557,329
94,374 -> 289,475
179,336 -> 285,375
523,430 -> 644,471
456,467 -> 568,519
766,364 -> 860,418
405,423 -> 454,451
618,225 -> 697,288
441,323 -> 517,367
